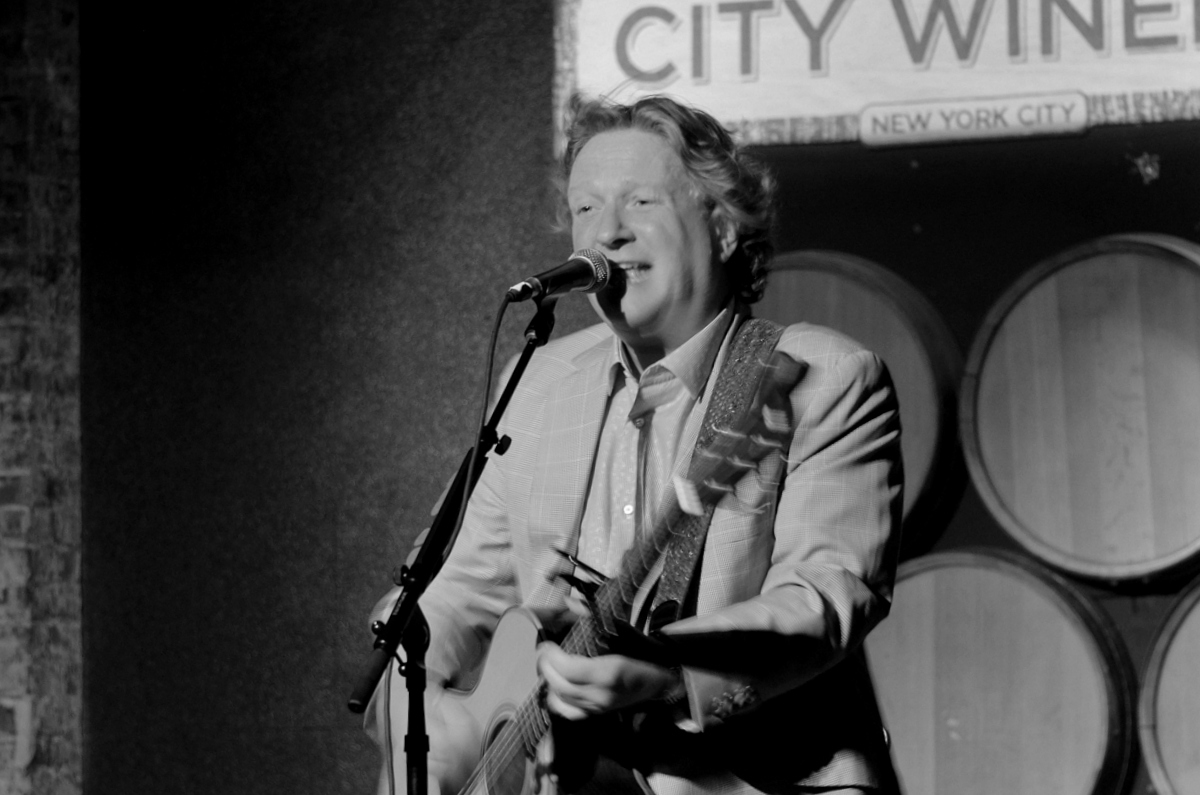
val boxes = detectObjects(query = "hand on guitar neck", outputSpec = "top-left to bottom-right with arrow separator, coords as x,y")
530,577 -> 683,724
536,640 -> 681,722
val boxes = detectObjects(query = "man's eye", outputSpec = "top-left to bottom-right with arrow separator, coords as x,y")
573,204 -> 593,216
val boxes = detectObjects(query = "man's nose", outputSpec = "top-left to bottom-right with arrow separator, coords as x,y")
593,204 -> 631,250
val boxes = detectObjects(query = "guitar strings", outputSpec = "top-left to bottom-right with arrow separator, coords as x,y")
454,507 -> 687,793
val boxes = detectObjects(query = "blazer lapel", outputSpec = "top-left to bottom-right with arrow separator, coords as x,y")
526,340 -> 612,567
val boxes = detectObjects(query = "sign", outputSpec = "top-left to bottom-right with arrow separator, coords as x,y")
554,0 -> 1200,146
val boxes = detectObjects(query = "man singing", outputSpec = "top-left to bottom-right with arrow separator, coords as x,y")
366,94 -> 903,795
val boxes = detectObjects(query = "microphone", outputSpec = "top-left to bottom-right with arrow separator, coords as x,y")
507,249 -> 610,302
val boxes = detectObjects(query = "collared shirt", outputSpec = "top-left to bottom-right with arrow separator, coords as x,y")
576,305 -> 736,582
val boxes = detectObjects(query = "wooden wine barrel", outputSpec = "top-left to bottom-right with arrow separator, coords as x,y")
1139,576 -> 1200,795
757,250 -> 964,555
865,550 -> 1136,795
960,234 -> 1200,583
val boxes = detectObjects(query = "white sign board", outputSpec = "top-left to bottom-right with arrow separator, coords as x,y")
554,0 -> 1200,145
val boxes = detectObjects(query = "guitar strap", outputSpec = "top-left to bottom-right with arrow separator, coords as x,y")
648,316 -> 785,626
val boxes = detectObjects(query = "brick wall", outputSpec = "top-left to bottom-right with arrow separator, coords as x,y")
0,0 -> 80,792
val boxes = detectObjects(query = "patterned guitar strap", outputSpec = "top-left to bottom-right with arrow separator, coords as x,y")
647,316 -> 786,628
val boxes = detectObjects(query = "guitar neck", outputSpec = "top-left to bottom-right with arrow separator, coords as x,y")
580,494 -> 689,649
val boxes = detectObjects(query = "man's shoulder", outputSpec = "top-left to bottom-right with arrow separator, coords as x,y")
770,320 -> 890,390
773,320 -> 872,360
538,322 -> 613,357
528,323 -> 613,371
500,322 -> 613,392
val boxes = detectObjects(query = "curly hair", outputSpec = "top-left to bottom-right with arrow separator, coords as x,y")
558,94 -> 777,304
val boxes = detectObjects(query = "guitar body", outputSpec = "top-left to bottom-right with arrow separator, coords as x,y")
442,608 -> 544,795
439,608 -> 647,795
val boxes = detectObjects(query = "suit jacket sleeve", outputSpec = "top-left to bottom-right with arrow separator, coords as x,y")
662,339 -> 904,729
366,357 -> 525,688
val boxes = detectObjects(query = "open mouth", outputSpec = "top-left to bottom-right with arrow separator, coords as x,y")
617,263 -> 651,284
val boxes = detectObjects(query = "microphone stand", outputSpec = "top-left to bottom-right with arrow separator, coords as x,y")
348,296 -> 560,795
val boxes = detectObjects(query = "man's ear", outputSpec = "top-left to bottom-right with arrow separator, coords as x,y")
714,216 -> 738,263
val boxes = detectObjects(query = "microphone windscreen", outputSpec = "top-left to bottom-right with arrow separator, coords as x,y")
573,248 -> 610,291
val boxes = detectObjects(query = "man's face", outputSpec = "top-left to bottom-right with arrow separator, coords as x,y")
568,129 -> 731,363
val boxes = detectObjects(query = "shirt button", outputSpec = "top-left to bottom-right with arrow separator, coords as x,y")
623,504 -> 634,516
633,418 -> 645,428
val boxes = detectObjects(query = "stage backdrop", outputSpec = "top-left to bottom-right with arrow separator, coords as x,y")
556,0 -> 1200,145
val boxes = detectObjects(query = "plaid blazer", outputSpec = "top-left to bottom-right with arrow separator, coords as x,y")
373,315 -> 904,794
